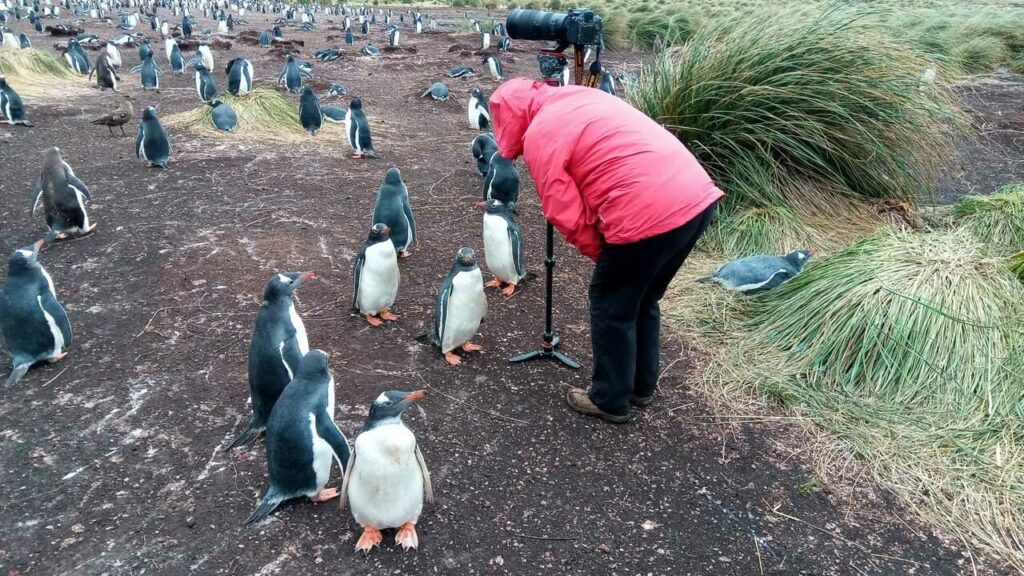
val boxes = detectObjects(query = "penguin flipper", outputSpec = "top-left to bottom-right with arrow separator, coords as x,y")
351,252 -> 365,310
67,175 -> 91,200
4,364 -> 30,387
315,414 -> 351,470
244,486 -> 284,524
129,63 -> 142,73
135,126 -> 143,159
508,223 -> 525,278
224,419 -> 263,451
39,278 -> 72,346
415,444 -> 433,504
30,178 -> 42,215
433,277 -> 453,349
338,450 -> 356,511
695,276 -> 716,284
402,197 -> 416,248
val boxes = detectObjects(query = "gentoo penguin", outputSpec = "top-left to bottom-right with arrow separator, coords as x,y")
448,66 -> 474,78
322,105 -> 347,123
360,19 -> 369,34
480,152 -> 519,209
315,49 -> 340,62
91,94 -> 133,136
340,390 -> 432,552
18,33 -> 31,49
138,38 -> 153,61
272,25 -> 284,41
227,272 -> 314,450
197,41 -> 213,70
259,29 -> 271,48
105,41 -> 121,68
482,199 -> 526,296
181,16 -> 193,39
0,76 -> 32,126
63,39 -> 91,75
697,250 -> 812,295
467,88 -> 489,130
165,37 -> 184,74
31,147 -> 95,241
0,241 -> 72,387
132,54 -> 160,90
345,28 -> 354,46
482,52 -> 502,81
361,44 -> 380,57
386,25 -> 399,47
277,54 -> 304,93
425,248 -> 486,365
481,31 -> 489,50
136,106 -> 172,167
89,50 -> 119,91
371,167 -> 416,257
226,58 -> 253,96
325,83 -> 348,97
498,36 -> 511,52
245,349 -> 350,524
298,86 -> 322,135
598,69 -> 616,96
193,61 -> 217,102
345,98 -> 376,158
160,20 -> 170,37
471,132 -> 497,176
420,82 -> 450,101
352,223 -> 399,326
209,99 -> 237,132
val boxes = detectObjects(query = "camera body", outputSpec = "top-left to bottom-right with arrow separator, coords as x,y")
506,7 -> 603,47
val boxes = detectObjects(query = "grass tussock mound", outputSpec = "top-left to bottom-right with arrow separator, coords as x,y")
166,88 -> 343,142
952,183 -> 1024,256
0,48 -> 88,100
665,230 -> 1024,570
1010,251 -> 1024,281
626,6 -> 965,255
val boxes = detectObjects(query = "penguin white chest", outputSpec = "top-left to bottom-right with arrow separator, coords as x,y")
356,241 -> 399,315
288,302 -> 309,355
467,96 -> 479,128
441,268 -> 485,353
37,295 -> 64,357
308,414 -> 333,492
349,424 -> 423,529
483,213 -> 518,284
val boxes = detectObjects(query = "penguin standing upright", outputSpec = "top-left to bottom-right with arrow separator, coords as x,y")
245,349 -> 350,524
225,58 -> 253,96
138,38 -> 153,60
32,147 -> 95,241
471,133 -> 498,176
136,106 -> 172,167
298,86 -> 322,135
386,25 -> 399,47
259,29 -> 271,48
228,272 -> 314,450
345,28 -> 354,46
181,16 -> 192,39
345,97 -> 375,158
482,52 -> 502,81
193,61 -> 217,102
105,42 -> 121,68
425,248 -> 486,365
480,152 -> 519,208
197,41 -> 213,70
18,32 -> 31,49
467,88 -> 489,130
0,241 -> 72,386
482,199 -> 526,295
277,54 -> 304,93
63,39 -> 91,75
340,390 -> 432,552
352,223 -> 399,327
165,37 -> 184,74
89,50 -> 119,91
132,54 -> 160,90
371,167 -> 416,258
0,76 -> 32,126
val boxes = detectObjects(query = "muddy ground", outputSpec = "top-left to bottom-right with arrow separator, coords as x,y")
0,7 -> 1019,576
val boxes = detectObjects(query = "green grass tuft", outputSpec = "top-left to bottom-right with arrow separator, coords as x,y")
1010,251 -> 1024,282
0,48 -> 88,100
952,183 -> 1024,256
166,88 -> 341,142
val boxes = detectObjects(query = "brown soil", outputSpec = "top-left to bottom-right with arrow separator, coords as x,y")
0,8 -> 1010,576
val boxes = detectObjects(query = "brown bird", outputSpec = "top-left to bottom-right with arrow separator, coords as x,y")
91,95 -> 133,136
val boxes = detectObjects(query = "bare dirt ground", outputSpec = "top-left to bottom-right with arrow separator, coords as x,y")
0,8 -> 1015,575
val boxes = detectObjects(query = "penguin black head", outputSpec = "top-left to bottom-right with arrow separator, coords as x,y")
208,98 -> 223,108
367,223 -> 391,243
364,390 -> 424,428
382,165 -> 402,186
453,247 -> 477,271
0,76 -> 7,89
483,198 -> 510,214
142,106 -> 157,121
195,61 -> 207,72
295,348 -> 330,383
471,88 -> 484,100
7,240 -> 45,276
349,97 -> 362,110
301,85 -> 314,96
263,271 -> 314,300
286,54 -> 294,62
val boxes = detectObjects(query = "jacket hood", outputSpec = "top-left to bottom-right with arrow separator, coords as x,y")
490,77 -> 549,160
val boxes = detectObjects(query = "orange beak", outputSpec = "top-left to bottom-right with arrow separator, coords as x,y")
301,272 -> 316,281
403,390 -> 426,402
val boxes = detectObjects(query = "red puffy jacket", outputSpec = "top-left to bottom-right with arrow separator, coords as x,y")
490,78 -> 724,261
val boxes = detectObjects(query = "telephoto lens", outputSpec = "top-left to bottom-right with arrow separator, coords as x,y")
506,8 -> 568,42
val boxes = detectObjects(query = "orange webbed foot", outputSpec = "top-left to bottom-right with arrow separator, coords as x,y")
461,342 -> 482,352
355,526 -> 383,553
444,352 -> 462,366
395,522 -> 419,550
365,315 -> 383,327
484,278 -> 503,288
501,283 -> 517,296
311,487 -> 339,502
379,309 -> 399,321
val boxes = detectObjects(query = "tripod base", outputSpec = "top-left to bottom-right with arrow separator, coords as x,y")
509,335 -> 581,369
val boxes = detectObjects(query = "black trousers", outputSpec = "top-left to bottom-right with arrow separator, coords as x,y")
588,203 -> 716,416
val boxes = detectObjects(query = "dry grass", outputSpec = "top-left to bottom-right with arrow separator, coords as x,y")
0,48 -> 90,101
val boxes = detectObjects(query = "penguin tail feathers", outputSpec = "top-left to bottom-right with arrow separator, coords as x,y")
244,488 -> 284,525
695,276 -> 715,284
4,364 -> 29,387
224,421 -> 264,451
523,271 -> 539,282
14,120 -> 34,128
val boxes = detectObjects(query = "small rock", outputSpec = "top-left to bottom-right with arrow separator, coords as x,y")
70,524 -> 85,534
596,544 -> 611,555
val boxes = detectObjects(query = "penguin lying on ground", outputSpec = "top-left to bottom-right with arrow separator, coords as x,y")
325,83 -> 347,97
209,99 -> 237,132
32,147 -> 95,242
419,248 -> 486,365
482,199 -> 526,296
0,76 -> 32,126
353,224 -> 399,327
420,82 -> 450,101
340,390 -> 432,553
697,249 -> 813,295
471,132 -> 497,176
322,105 -> 347,123
245,349 -> 350,524
371,167 -> 416,258
448,66 -> 474,78
0,241 -> 72,387
227,272 -> 314,450
345,98 -> 376,158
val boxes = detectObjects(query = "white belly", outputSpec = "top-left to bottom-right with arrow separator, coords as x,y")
309,414 -> 333,493
288,302 -> 309,355
356,242 -> 399,315
441,268 -> 485,353
37,296 -> 64,358
483,213 -> 519,284
349,424 -> 423,529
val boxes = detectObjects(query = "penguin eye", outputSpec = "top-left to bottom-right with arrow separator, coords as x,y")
382,400 -> 393,407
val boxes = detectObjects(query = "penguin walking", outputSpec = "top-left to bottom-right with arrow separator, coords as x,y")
423,248 -> 486,365
482,199 -> 526,296
0,241 -> 73,387
471,132 -> 497,176
467,88 -> 489,130
277,54 -> 306,93
298,86 -> 322,135
136,106 -> 172,168
345,98 -> 375,158
31,147 -> 95,241
482,52 -> 502,81
89,50 -> 119,91
480,152 -> 519,209
193,61 -> 217,102
245,349 -> 350,524
91,94 -> 133,136
225,58 -> 253,96
228,272 -> 315,450
371,167 -> 416,258
340,390 -> 432,553
0,76 -> 32,127
352,224 -> 399,327
209,99 -> 237,132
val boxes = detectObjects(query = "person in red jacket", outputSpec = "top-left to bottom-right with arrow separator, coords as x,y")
490,77 -> 723,423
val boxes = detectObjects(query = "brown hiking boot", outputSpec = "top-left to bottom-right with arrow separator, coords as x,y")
565,388 -> 634,424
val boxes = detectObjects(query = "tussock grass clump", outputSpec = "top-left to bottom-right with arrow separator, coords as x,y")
166,88 -> 341,142
627,6 -> 965,255
1010,251 -> 1024,281
952,183 -> 1024,255
0,48 -> 88,100
627,9 -> 700,50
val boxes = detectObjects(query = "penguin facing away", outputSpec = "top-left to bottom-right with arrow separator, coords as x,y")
352,223 -> 399,326
0,76 -> 32,126
278,55 -> 304,93
480,151 -> 519,209
345,97 -> 376,159
89,50 -> 119,91
298,86 -> 323,135
32,147 -> 95,242
697,249 -> 813,295
227,272 -> 314,451
482,199 -> 526,296
136,106 -> 172,168
0,241 -> 72,387
244,349 -> 350,524
193,61 -> 217,102
467,88 -> 490,130
340,390 -> 432,553
226,58 -> 254,96
482,52 -> 502,81
371,167 -> 416,258
471,132 -> 497,176
424,248 -> 486,365
132,54 -> 161,90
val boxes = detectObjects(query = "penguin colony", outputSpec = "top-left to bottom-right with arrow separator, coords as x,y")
0,0 -> 627,556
